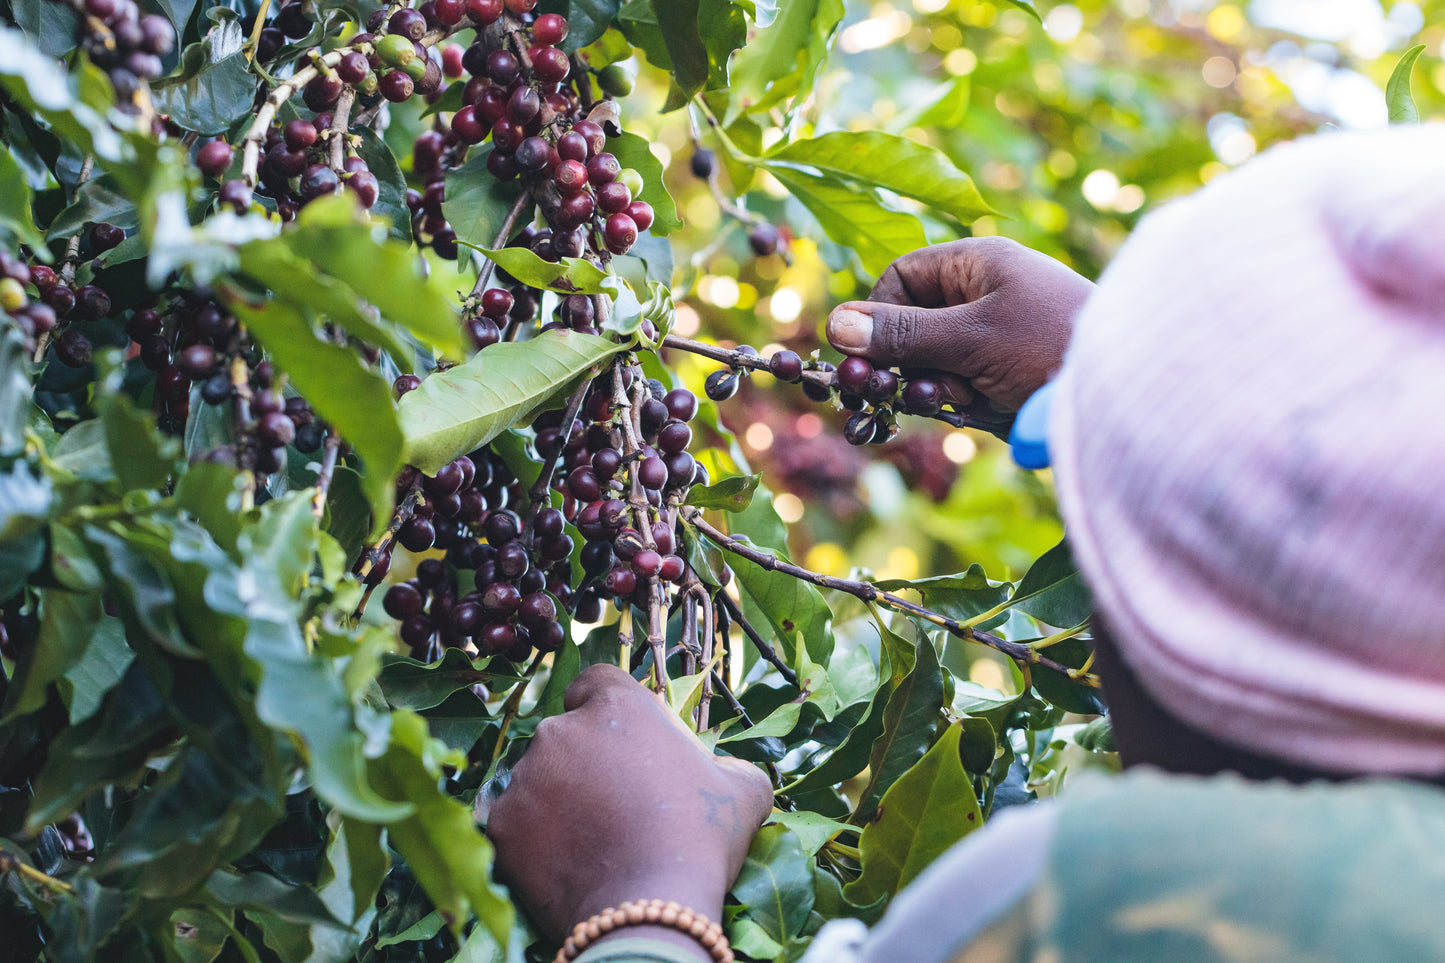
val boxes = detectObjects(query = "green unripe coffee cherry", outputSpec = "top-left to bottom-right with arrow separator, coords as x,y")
401,50 -> 429,82
375,33 -> 415,69
358,72 -> 379,96
0,278 -> 26,313
597,63 -> 633,97
617,168 -> 644,196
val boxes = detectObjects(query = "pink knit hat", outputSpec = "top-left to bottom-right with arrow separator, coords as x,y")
1050,124 -> 1445,776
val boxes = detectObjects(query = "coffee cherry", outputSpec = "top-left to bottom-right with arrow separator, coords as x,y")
219,179 -> 252,213
557,191 -> 596,228
705,369 -> 739,401
465,317 -> 501,351
658,421 -> 692,453
625,201 -> 654,232
481,288 -> 514,318
380,70 -> 414,101
664,451 -> 695,487
748,223 -> 780,257
844,411 -> 875,447
518,591 -> 555,628
508,85 -> 541,125
567,466 -> 601,501
90,223 -> 124,252
304,72 -> 343,111
485,509 -> 520,544
177,343 -> 219,379
603,213 -> 637,254
769,350 -> 803,382
557,131 -> 589,163
604,566 -> 636,597
383,582 -> 425,620
299,164 -> 339,200
637,455 -> 667,490
425,461 -> 465,496
486,49 -> 520,85
491,120 -> 524,152
863,368 -> 899,403
76,285 -> 110,320
554,158 -> 588,194
257,410 -> 296,447
295,423 -> 325,453
690,149 -> 716,179
631,549 -> 662,578
659,555 -> 685,582
196,140 -> 233,178
531,46 -> 570,83
55,330 -> 92,367
836,356 -> 874,394
571,120 -> 606,156
533,12 -> 568,44
399,517 -> 437,552
345,170 -> 380,208
481,580 -> 521,614
29,264 -> 57,289
497,541 -> 530,579
586,152 -> 620,185
433,0 -> 465,25
389,7 -> 426,40
466,0 -> 502,24
560,294 -> 595,329
663,388 -> 697,422
902,378 -> 943,416
275,1 -> 311,37
597,181 -> 631,215
516,136 -> 551,173
597,63 -> 632,96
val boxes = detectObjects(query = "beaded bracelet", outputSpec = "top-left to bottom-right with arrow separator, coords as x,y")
552,898 -> 734,963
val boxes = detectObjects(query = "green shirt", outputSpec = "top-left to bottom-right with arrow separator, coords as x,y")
580,770 -> 1445,963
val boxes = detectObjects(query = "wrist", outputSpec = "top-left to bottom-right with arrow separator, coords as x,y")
588,926 -> 712,961
571,870 -> 725,927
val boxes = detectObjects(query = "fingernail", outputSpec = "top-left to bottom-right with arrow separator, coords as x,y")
828,307 -> 872,351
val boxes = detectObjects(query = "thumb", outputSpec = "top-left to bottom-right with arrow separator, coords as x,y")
715,756 -> 775,827
826,299 -> 984,373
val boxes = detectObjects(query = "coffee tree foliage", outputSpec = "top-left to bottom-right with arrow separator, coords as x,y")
0,0 -> 1437,960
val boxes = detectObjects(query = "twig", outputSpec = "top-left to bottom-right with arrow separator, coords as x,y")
489,650 -> 548,769
714,589 -> 799,687
525,376 -> 591,512
686,509 -> 1101,687
311,431 -> 341,518
469,191 -> 532,297
661,334 -> 983,432
329,87 -> 356,172
32,155 -> 94,362
351,484 -> 424,621
0,851 -> 73,895
246,0 -> 274,62
709,670 -> 751,728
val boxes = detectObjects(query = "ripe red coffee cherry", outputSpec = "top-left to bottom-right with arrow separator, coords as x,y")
554,158 -> 588,193
29,264 -> 57,289
452,105 -> 486,143
465,317 -> 501,350
504,0 -> 535,11
557,190 -> 595,227
380,70 -> 414,102
466,0 -> 501,25
631,549 -> 662,578
571,120 -> 606,155
491,120 -> 524,152
531,46 -> 570,83
388,7 -> 426,40
487,150 -> 519,180
625,201 -> 654,232
586,152 -> 620,185
346,171 -> 380,208
597,181 -> 631,214
433,0 -> 466,26
256,410 -> 296,448
441,42 -> 465,77
556,130 -> 589,162
659,555 -> 685,582
90,223 -> 124,252
481,288 -> 514,318
604,566 -> 636,597
337,50 -> 370,83
284,119 -> 318,151
836,355 -> 874,394
196,140 -> 233,177
533,12 -> 568,44
603,213 -> 637,254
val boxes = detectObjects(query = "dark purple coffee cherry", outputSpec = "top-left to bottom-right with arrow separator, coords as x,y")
902,378 -> 943,416
631,549 -> 662,578
748,223 -> 780,257
835,356 -> 874,394
663,389 -> 697,422
304,72 -> 344,111
90,223 -> 124,252
399,517 -> 437,552
603,566 -> 636,597
257,410 -> 296,448
424,461 -> 464,496
177,343 -> 219,379
704,369 -> 739,401
54,330 -> 92,367
481,580 -> 521,614
196,140 -> 234,178
299,164 -> 339,200
659,555 -> 685,582
518,592 -> 555,627
690,149 -> 716,179
383,581 -> 425,619
637,455 -> 668,491
497,541 -> 530,579
769,350 -> 803,382
844,411 -> 875,447
534,507 -> 565,538
485,509 -> 520,544
380,70 -> 414,102
581,540 -> 613,574
389,7 -> 427,40
863,368 -> 899,404
658,421 -> 691,453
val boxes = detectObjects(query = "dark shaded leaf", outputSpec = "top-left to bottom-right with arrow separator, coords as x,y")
1011,538 -> 1092,628
853,635 -> 944,825
442,147 -> 524,252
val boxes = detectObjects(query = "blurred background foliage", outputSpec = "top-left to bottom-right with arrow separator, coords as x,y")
596,0 -> 1443,683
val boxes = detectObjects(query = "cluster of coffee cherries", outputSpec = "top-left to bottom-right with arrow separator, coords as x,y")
58,0 -> 174,107
703,348 -> 948,446
194,116 -> 382,222
379,442 -> 572,662
0,240 -> 121,366
688,147 -> 784,259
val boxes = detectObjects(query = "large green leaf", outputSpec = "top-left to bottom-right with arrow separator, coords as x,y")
46,173 -> 139,239
782,684 -> 887,797
767,167 -> 925,277
0,26 -> 129,162
104,393 -> 181,493
4,588 -> 102,719
397,330 -> 626,474
650,0 -> 709,101
853,634 -> 945,825
226,295 -> 403,535
843,722 -> 983,905
152,51 -> 257,136
283,196 -> 468,360
1010,538 -> 1092,629
685,474 -> 758,512
874,565 -> 1010,629
605,131 -> 684,236
730,824 -> 814,944
0,325 -> 33,455
769,130 -> 995,224
376,649 -> 518,711
1387,44 -> 1425,124
475,246 -> 609,293
0,145 -> 47,251
442,148 -> 524,252
723,0 -> 842,122
354,127 -> 413,244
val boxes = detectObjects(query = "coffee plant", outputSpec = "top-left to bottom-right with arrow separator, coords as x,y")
23,0 -> 1410,957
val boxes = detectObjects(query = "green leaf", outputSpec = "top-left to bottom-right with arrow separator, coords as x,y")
605,131 -> 683,236
874,564 -> 1010,628
764,810 -> 852,856
0,325 -> 34,455
225,294 -> 403,537
558,0 -> 622,51
284,196 -> 469,360
843,722 -> 983,905
397,330 -> 627,474
1030,636 -> 1104,716
237,238 -> 416,371
767,167 -> 926,277
769,131 -> 994,224
723,0 -> 842,122
206,870 -> 347,929
853,634 -> 945,825
152,51 -> 257,136
240,491 -> 319,598
1010,539 -> 1092,628
0,459 -> 51,543
475,246 -> 610,293
1387,44 -> 1425,124
10,0 -> 79,57
730,824 -> 814,943
368,711 -> 515,944
60,613 -> 132,724
443,147 -> 524,253
0,145 -> 47,251
377,649 -> 519,711
686,474 -> 758,512
46,173 -> 139,239
104,392 -> 181,492
699,0 -> 747,91
4,588 -> 101,719
782,684 -> 887,796
650,0 -> 709,101
722,487 -> 833,670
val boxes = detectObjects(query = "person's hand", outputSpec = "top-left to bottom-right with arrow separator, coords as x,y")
484,664 -> 774,951
826,237 -> 1093,412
